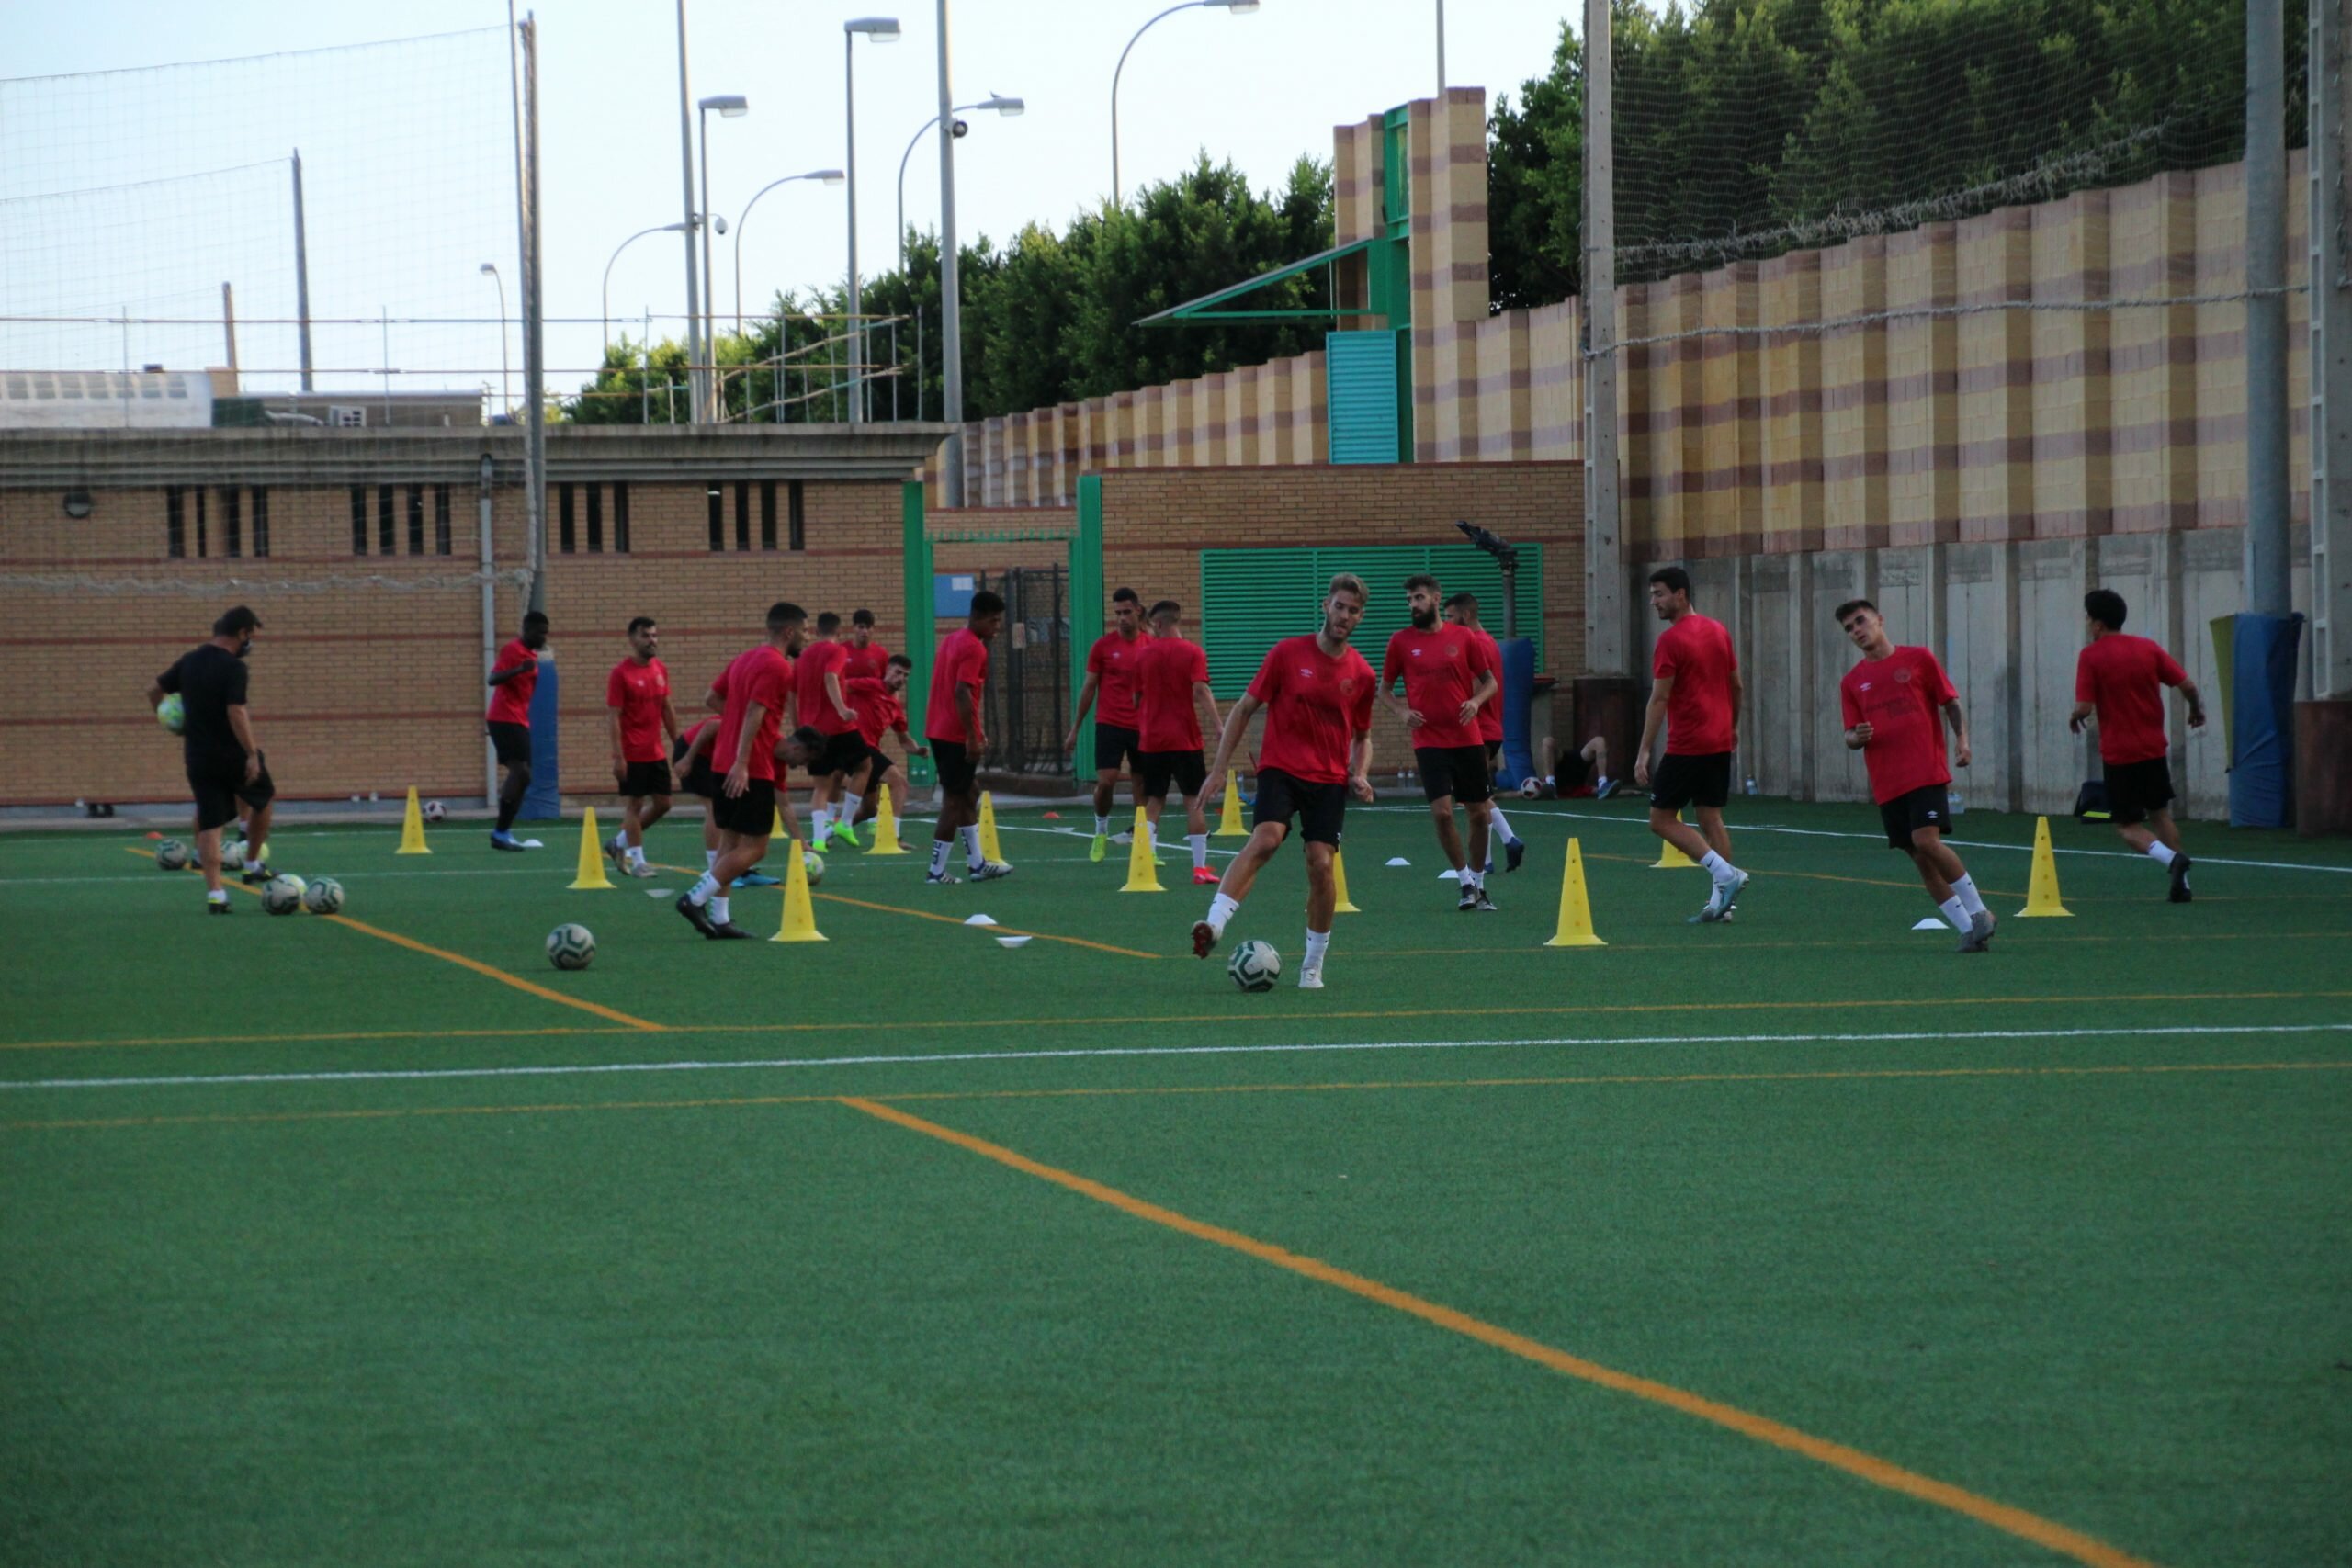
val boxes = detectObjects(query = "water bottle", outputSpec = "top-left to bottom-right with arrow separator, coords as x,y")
1743,775 -> 1758,796
1949,789 -> 1966,817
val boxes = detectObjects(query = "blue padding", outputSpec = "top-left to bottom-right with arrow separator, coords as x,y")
2226,612 -> 2302,829
1497,637 -> 1537,788
522,659 -> 561,821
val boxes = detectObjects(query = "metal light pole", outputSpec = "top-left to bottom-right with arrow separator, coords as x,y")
936,0 -> 964,499
1435,0 -> 1445,96
735,170 -> 845,331
1110,0 -> 1257,207
479,263 -> 511,415
844,17 -> 900,425
898,95 -> 1022,423
604,222 -> 691,353
673,0 -> 702,422
697,93 -> 749,422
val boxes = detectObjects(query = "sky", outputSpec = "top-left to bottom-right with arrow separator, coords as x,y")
0,0 -> 1574,403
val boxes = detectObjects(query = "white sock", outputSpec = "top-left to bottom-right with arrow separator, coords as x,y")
1304,928 -> 1330,966
1145,819 -> 1159,853
1188,832 -> 1209,870
611,831 -> 626,852
841,793 -> 863,826
1951,874 -> 1985,917
929,839 -> 952,876
2145,841 -> 2178,868
705,849 -> 718,871
688,872 -> 718,907
811,806 -> 832,837
1699,850 -> 1739,885
1095,814 -> 1111,836
961,824 -> 983,868
1461,866 -> 1480,889
1488,806 -> 1515,842
244,857 -> 264,873
1206,891 -> 1239,935
207,888 -> 228,904
1939,894 -> 1970,933
709,895 -> 730,926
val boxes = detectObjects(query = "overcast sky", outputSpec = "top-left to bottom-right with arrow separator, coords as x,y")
2,1 -> 1573,399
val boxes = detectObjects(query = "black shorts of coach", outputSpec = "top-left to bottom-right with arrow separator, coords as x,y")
710,775 -> 775,838
1878,784 -> 1952,850
810,728 -> 871,780
1252,765 -> 1349,847
1415,743 -> 1493,805
619,759 -> 673,799
1140,749 -> 1207,801
1649,750 -> 1732,812
933,739 -> 978,796
1091,723 -> 1143,776
2102,756 -> 2175,826
188,752 -> 276,834
487,720 -> 532,768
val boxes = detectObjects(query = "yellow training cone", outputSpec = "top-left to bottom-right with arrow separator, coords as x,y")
865,784 -> 906,854
1331,848 -> 1362,914
1215,771 -> 1248,837
396,786 -> 431,854
2017,815 -> 2073,918
1544,837 -> 1609,948
568,807 -> 614,890
770,804 -> 788,840
1120,806 -> 1164,892
978,791 -> 1006,864
1650,811 -> 1697,869
771,837 -> 827,942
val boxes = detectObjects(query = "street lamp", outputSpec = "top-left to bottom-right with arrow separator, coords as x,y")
478,262 -> 510,415
843,17 -> 900,425
696,92 -> 749,420
897,95 -> 1021,422
603,222 -> 691,354
734,170 -> 845,333
1111,1 -> 1257,207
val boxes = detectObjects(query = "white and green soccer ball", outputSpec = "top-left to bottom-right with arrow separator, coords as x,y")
300,877 -> 345,916
261,874 -> 307,915
156,694 -> 185,734
155,839 -> 190,872
547,923 -> 596,970
801,850 -> 826,886
1227,939 -> 1280,993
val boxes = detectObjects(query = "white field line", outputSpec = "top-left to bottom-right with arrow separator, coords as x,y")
6,1021 -> 2346,1095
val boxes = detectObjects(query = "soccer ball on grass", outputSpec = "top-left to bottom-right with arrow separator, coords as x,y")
300,877 -> 345,915
1520,777 -> 1544,798
422,800 -> 447,823
261,874 -> 307,915
547,923 -> 596,970
1227,940 -> 1280,993
155,839 -> 190,872
801,850 -> 826,886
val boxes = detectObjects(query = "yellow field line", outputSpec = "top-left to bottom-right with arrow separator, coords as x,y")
651,859 -> 1160,959
842,1096 -> 2165,1568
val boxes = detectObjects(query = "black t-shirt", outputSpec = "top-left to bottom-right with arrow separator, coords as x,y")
157,644 -> 250,767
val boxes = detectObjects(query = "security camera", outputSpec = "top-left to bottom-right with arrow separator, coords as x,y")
951,118 -> 969,138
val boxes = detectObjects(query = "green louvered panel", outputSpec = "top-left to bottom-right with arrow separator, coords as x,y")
1198,543 -> 1544,700
1325,329 -> 1401,465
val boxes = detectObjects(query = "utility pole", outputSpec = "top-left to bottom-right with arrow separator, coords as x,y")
674,0 -> 705,423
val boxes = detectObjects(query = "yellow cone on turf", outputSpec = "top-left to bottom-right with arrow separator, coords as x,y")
1214,771 -> 1248,837
396,786 -> 431,855
1544,837 -> 1609,948
978,791 -> 1006,864
1331,848 -> 1362,914
568,807 -> 614,890
771,837 -> 827,942
865,784 -> 906,854
2017,815 -> 2073,918
1120,806 -> 1164,892
1650,812 -> 1697,869
770,804 -> 788,840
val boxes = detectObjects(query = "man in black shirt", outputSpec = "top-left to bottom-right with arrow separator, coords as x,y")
149,606 -> 276,912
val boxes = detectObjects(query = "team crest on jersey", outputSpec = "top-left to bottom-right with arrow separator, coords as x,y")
1894,667 -> 1913,683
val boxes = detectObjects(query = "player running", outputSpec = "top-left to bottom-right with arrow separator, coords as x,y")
148,606 -> 275,911
797,612 -> 872,852
1066,586 -> 1149,862
926,590 -> 1012,884
605,616 -> 680,878
1135,600 -> 1224,884
1634,566 -> 1750,921
676,602 -> 804,940
1836,600 -> 1995,952
846,653 -> 924,847
1193,573 -> 1377,989
2071,588 -> 2206,901
1443,591 -> 1527,871
1385,575 -> 1500,909
484,610 -> 549,851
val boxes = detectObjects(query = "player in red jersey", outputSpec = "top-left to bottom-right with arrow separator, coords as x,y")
1442,592 -> 1527,871
925,590 -> 1012,884
842,608 -> 890,684
1836,600 -> 1995,952
675,602 -> 805,939
1385,575 -> 1500,909
604,616 -> 681,879
1066,587 -> 1149,863
845,653 -> 925,846
2071,589 -> 2206,901
483,610 -> 548,851
1193,573 -> 1377,989
1634,567 -> 1750,921
1135,600 -> 1224,884
797,612 -> 872,852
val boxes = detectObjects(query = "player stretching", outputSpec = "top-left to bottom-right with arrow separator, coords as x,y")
1135,600 -> 1224,884
926,590 -> 1012,884
2071,589 -> 2205,901
149,606 -> 274,911
1537,733 -> 1615,798
1193,574 -> 1377,989
1443,592 -> 1528,871
1836,600 -> 1995,952
1067,586 -> 1148,861
676,602 -> 804,940
1634,567 -> 1750,921
846,653 -> 924,847
1385,575 -> 1500,909
485,610 -> 549,852
605,616 -> 680,878
797,612 -> 872,851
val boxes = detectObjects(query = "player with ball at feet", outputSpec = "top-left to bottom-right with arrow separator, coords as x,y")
147,605 -> 274,913
1192,573 -> 1377,990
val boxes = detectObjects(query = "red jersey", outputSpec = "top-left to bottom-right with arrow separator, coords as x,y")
1381,623 -> 1495,751
485,638 -> 538,725
1249,634 -> 1376,785
795,640 -> 859,736
1467,626 -> 1506,742
709,644 -> 792,783
1838,646 -> 1959,805
1136,636 -> 1211,753
842,639 -> 890,685
2075,633 -> 2188,764
678,716 -> 714,763
926,627 -> 989,744
1653,612 -> 1738,755
1085,631 -> 1148,728
605,656 -> 673,764
847,675 -> 907,748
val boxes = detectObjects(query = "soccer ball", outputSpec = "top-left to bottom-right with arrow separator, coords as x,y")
548,923 -> 596,970
801,850 -> 826,886
155,839 -> 190,871
422,800 -> 447,823
156,694 -> 186,734
1227,939 -> 1280,992
261,874 -> 306,915
1520,776 -> 1544,798
301,876 -> 345,915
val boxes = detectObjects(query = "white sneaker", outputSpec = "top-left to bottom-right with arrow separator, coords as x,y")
970,860 -> 1013,882
1297,963 -> 1324,990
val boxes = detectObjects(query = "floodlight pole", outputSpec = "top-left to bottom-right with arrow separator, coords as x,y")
2246,0 -> 2293,617
289,150 -> 314,391
1580,0 -> 1624,675
2312,0 -> 2352,700
673,0 -> 705,423
936,0 -> 965,502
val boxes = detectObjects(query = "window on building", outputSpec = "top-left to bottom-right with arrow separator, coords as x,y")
586,483 -> 604,553
559,482 -> 576,554
221,488 -> 243,558
251,489 -> 269,558
759,480 -> 777,549
377,485 -> 396,555
166,487 -> 186,558
195,488 -> 209,558
706,483 -> 723,550
613,483 -> 630,553
734,481 -> 751,551
788,479 -> 806,551
350,486 -> 368,555
434,485 -> 451,556
407,484 -> 425,556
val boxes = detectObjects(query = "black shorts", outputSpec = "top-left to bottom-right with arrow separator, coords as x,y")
1650,750 -> 1732,812
933,739 -> 978,796
710,776 -> 776,838
1555,745 -> 1594,794
2104,756 -> 2175,826
1140,749 -> 1208,800
861,740 -> 897,783
488,720 -> 532,767
1415,743 -> 1493,804
1878,784 -> 1953,849
1253,765 -> 1349,847
188,752 -> 275,834
1091,723 -> 1142,775
811,728 -> 871,779
619,759 -> 672,799
673,734 -> 718,799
